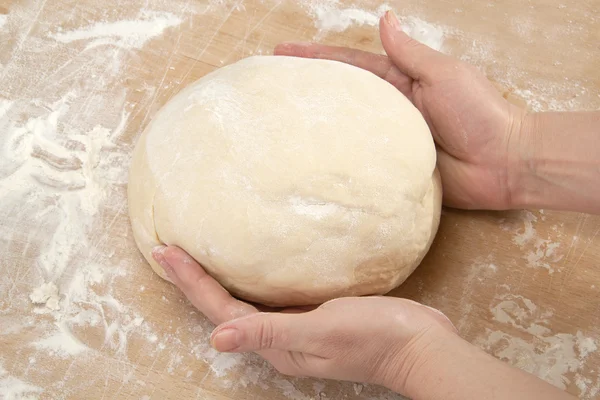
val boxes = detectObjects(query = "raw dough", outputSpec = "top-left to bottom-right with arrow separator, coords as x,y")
128,56 -> 442,307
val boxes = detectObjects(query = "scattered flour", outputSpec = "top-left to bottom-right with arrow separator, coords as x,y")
33,321 -> 88,357
0,362 -> 43,400
307,3 -> 385,32
490,293 -> 553,336
210,351 -> 245,378
353,383 -> 364,395
29,282 -> 61,311
301,0 -> 598,114
0,14 -> 7,30
400,16 -> 446,51
0,99 -> 12,117
456,257 -> 499,336
0,88 -> 156,360
512,211 -> 538,246
507,211 -> 564,273
0,3 -> 184,396
479,292 -> 598,395
0,92 -> 125,281
273,379 -> 314,400
305,2 -> 445,51
48,10 -> 182,50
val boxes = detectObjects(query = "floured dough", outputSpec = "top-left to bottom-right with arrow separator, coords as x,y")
128,56 -> 442,307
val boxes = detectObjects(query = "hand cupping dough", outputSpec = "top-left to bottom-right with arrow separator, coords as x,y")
128,56 -> 442,307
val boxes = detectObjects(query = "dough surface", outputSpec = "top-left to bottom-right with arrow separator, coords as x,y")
128,56 -> 442,306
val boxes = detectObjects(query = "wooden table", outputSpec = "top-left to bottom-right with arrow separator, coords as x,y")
1,0 -> 599,399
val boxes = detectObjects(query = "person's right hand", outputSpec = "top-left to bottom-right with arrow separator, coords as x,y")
275,11 -> 528,210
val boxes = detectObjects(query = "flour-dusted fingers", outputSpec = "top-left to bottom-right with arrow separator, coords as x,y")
152,246 -> 257,325
274,42 -> 413,98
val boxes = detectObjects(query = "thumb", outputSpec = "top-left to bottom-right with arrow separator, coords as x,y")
379,10 -> 450,81
210,312 -> 320,353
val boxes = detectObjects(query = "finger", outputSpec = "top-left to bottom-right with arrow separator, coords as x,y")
151,247 -> 301,376
152,246 -> 257,325
379,10 -> 452,82
210,312 -> 325,354
274,42 -> 413,98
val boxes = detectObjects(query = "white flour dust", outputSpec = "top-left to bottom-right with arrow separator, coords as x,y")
32,321 -> 89,358
301,0 -> 598,113
455,18 -> 597,112
0,362 -> 42,400
0,87 -> 157,364
29,282 -> 61,311
454,209 -> 599,398
504,211 -> 564,273
304,2 -> 446,51
0,2 -> 188,397
477,291 -> 598,397
307,3 -> 385,32
1,92 -> 127,281
455,256 -> 499,335
48,10 -> 182,50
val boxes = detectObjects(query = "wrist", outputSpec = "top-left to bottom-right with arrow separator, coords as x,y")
508,110 -> 600,212
383,322 -> 576,400
506,108 -> 536,210
381,326 -> 465,398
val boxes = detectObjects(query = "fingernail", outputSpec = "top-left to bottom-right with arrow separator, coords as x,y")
152,245 -> 174,277
385,10 -> 400,29
211,329 -> 241,352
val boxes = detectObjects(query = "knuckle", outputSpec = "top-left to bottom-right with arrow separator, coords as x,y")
382,64 -> 397,83
400,35 -> 421,50
255,319 -> 276,350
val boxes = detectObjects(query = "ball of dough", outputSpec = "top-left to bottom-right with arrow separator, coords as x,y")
128,56 -> 442,307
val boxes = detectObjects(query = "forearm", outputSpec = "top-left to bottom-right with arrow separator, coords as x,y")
390,333 -> 575,400
512,111 -> 600,213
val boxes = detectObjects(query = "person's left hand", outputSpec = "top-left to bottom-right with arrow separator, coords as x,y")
152,245 -> 457,395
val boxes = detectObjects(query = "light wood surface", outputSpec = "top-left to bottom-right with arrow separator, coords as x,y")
1,0 -> 599,399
